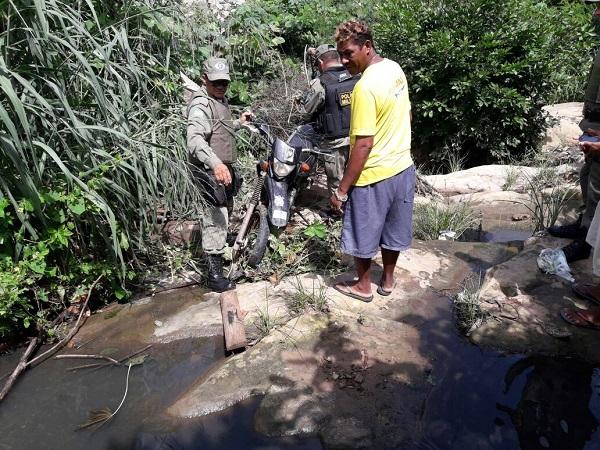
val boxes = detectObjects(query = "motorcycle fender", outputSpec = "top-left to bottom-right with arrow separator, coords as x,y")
266,177 -> 290,227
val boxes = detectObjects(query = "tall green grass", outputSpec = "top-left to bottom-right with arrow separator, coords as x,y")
0,0 -> 214,335
1,0 -> 206,268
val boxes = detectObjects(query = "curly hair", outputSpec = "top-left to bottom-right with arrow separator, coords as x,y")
334,20 -> 373,47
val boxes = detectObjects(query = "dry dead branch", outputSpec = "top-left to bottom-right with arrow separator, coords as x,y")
0,275 -> 102,402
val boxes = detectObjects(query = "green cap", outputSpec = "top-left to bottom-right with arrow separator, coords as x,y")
203,57 -> 231,81
314,44 -> 337,59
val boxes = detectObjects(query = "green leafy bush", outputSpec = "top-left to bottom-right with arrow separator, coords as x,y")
0,0 -> 218,336
376,0 -> 597,167
231,0 -> 374,57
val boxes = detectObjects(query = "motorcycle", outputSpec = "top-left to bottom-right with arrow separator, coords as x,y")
231,123 -> 321,269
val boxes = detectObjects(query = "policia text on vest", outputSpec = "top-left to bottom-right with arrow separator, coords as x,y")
317,67 -> 359,139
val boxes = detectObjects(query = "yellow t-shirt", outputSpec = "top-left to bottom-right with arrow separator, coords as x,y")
350,58 -> 413,186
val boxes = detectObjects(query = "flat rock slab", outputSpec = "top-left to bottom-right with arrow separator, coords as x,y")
74,287 -> 206,348
424,165 -> 538,196
168,304 -> 434,448
167,240 -> 521,448
471,235 -> 600,362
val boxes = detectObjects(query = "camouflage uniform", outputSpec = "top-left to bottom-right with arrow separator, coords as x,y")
548,4 -> 600,261
186,74 -> 242,256
579,48 -> 600,229
300,76 -> 350,196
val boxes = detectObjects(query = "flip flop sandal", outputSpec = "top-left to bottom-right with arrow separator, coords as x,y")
334,283 -> 373,303
377,281 -> 396,296
572,283 -> 600,306
560,307 -> 600,330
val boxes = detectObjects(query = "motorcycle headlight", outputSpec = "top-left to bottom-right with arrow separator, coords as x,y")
272,159 -> 294,177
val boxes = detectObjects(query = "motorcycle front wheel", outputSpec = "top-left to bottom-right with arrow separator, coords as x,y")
247,204 -> 270,268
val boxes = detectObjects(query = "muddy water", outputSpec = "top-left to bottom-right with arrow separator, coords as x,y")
0,287 -> 320,450
0,284 -> 224,450
407,228 -> 600,449
0,335 -> 221,450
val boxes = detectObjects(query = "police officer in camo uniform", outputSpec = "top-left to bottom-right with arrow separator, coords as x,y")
299,44 -> 359,198
186,57 -> 252,292
548,0 -> 600,262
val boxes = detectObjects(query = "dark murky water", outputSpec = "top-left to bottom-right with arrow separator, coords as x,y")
0,336 -> 221,450
5,311 -> 599,449
411,346 -> 600,450
127,398 -> 322,450
481,229 -> 533,244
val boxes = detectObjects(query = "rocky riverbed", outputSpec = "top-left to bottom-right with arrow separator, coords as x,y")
3,103 -> 600,449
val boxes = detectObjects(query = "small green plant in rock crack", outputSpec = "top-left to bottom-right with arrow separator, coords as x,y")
253,289 -> 285,338
286,277 -> 330,315
453,273 -> 486,335
356,312 -> 366,325
443,147 -> 467,174
502,166 -> 521,191
519,165 -> 577,231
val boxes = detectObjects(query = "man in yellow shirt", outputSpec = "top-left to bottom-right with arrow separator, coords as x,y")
331,20 -> 415,302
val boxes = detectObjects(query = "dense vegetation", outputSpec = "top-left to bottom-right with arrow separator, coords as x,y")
377,0 -> 597,167
0,0 -> 596,338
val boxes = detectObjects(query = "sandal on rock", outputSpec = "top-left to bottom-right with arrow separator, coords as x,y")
572,283 -> 600,306
377,281 -> 396,296
560,307 -> 600,330
334,283 -> 373,303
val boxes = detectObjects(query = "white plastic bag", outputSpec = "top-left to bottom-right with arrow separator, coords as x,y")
439,230 -> 457,241
537,248 -> 574,283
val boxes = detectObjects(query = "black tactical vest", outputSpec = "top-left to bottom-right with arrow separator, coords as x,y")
318,67 -> 359,139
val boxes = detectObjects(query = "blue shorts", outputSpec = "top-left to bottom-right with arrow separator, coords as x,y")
341,165 -> 415,258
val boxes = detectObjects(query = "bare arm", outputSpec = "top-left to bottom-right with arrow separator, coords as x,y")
339,136 -> 374,194
330,135 -> 374,210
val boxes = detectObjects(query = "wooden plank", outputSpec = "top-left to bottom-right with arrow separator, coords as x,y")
220,290 -> 247,351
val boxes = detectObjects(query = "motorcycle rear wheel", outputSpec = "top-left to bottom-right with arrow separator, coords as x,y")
247,204 -> 270,268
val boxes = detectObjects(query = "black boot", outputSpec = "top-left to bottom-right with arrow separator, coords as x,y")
206,254 -> 235,293
548,215 -> 587,239
562,239 -> 592,263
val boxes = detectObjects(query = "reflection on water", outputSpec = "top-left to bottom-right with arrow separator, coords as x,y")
499,357 -> 597,450
481,229 -> 533,244
128,398 -> 321,450
0,336 -> 225,450
413,353 -> 600,450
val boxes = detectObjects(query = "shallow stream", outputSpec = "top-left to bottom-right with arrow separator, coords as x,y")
3,228 -> 600,449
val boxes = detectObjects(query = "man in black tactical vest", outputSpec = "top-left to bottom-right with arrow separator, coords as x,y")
186,57 -> 252,292
548,0 -> 600,262
299,44 -> 359,199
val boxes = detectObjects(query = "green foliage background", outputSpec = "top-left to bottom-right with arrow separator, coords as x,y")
376,0 -> 597,167
0,0 -> 597,338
